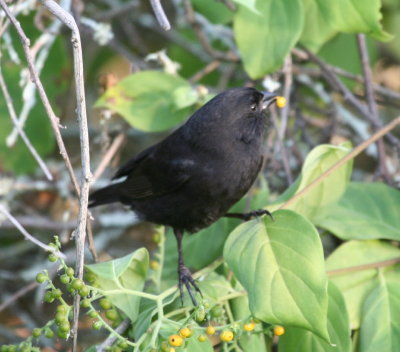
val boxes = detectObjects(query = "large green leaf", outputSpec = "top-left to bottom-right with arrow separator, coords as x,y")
192,0 -> 234,24
327,0 -> 392,41
233,0 -> 304,78
326,240 -> 400,329
224,209 -> 330,342
85,248 -> 149,322
279,281 -> 351,352
316,182 -> 400,241
271,143 -> 352,221
95,71 -> 196,132
359,274 -> 400,352
300,0 -> 337,52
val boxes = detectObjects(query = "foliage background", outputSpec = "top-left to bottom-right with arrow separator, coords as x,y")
0,0 -> 400,351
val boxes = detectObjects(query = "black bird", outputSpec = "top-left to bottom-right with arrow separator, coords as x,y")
89,87 -> 278,305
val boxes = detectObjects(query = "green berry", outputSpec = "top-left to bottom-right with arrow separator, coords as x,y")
52,288 -> 62,299
79,285 -> 90,297
44,328 -> 54,338
92,321 -> 102,330
57,329 -> 68,339
66,267 -> 74,277
195,307 -> 206,322
55,312 -> 67,324
66,283 -> 75,293
35,272 -> 47,284
56,304 -> 67,313
32,328 -> 41,338
99,298 -> 112,310
81,299 -> 90,308
48,253 -> 58,262
210,305 -> 223,318
71,278 -> 84,290
8,346 -> 17,352
88,310 -> 98,318
118,340 -> 129,349
60,274 -> 70,284
105,309 -> 119,321
44,291 -> 54,303
58,320 -> 70,332
84,271 -> 96,283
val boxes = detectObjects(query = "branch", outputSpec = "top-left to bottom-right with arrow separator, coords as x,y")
0,0 -> 80,194
0,64 -> 53,180
327,257 -> 400,276
37,1 -> 91,350
357,33 -> 389,181
0,204 -> 66,259
149,0 -> 171,31
280,116 -> 400,210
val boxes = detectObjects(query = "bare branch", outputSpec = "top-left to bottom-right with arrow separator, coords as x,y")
37,1 -> 91,350
96,318 -> 130,351
281,116 -> 400,210
149,0 -> 171,31
0,0 -> 80,194
0,65 -> 53,180
0,281 -> 38,313
0,204 -> 66,259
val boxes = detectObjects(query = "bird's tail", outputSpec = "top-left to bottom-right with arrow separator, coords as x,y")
89,184 -> 120,208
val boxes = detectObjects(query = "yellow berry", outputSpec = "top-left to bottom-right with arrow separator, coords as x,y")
274,325 -> 285,336
205,325 -> 215,335
179,327 -> 192,338
220,330 -> 234,342
198,334 -> 207,342
276,96 -> 287,108
150,260 -> 159,270
169,334 -> 183,347
243,322 -> 256,332
169,348 -> 176,352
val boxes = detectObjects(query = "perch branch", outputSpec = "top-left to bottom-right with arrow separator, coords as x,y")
38,1 -> 91,350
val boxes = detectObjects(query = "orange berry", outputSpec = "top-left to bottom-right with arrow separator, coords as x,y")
169,334 -> 183,347
179,327 -> 192,338
243,322 -> 256,332
205,325 -> 215,335
276,96 -> 287,108
220,330 -> 234,342
274,325 -> 285,336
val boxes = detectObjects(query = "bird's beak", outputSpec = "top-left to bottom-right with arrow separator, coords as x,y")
261,92 -> 278,110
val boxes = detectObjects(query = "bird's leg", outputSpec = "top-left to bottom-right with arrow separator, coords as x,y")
174,229 -> 202,306
224,209 -> 274,221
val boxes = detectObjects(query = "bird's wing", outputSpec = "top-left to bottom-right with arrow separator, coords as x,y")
113,142 -> 194,199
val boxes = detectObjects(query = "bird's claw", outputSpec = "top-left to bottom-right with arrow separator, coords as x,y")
242,209 -> 274,221
178,265 -> 202,306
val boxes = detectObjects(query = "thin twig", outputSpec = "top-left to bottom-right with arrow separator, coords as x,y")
280,116 -> 400,209
149,0 -> 171,31
0,65 -> 53,180
96,318 -> 130,352
38,1 -> 91,350
357,33 -> 389,181
0,204 -> 66,259
0,0 -> 80,194
327,257 -> 400,276
189,60 -> 221,83
93,133 -> 126,182
302,47 -> 399,146
0,281 -> 38,313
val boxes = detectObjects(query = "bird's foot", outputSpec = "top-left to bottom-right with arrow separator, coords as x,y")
178,265 -> 202,306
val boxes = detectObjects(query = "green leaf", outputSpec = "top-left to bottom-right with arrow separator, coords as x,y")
95,71 -> 196,132
300,0 -> 338,52
316,182 -> 400,241
326,0 -> 392,42
85,248 -> 149,322
224,209 -> 329,341
279,281 -> 351,352
326,240 -> 400,329
192,0 -> 234,24
231,0 -> 260,14
233,0 -> 304,78
359,275 -> 400,352
270,143 -> 352,221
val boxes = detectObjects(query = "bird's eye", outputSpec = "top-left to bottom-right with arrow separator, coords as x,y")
250,104 -> 257,111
